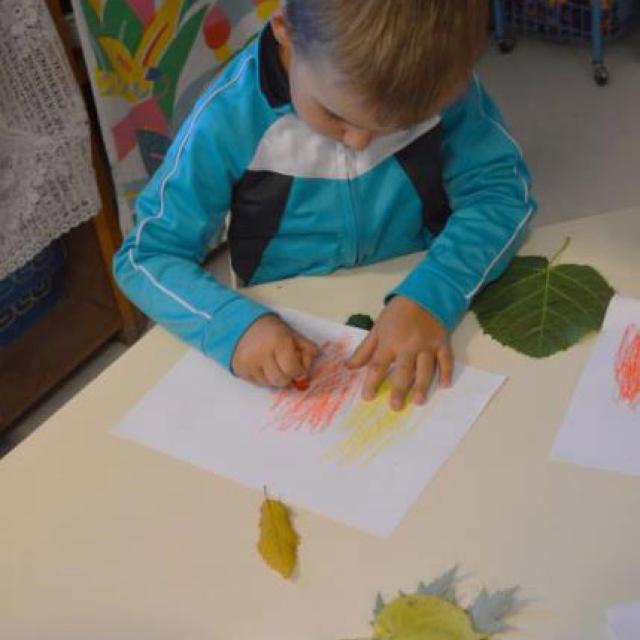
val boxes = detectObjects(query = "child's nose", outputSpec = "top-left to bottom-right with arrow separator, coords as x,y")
343,129 -> 373,152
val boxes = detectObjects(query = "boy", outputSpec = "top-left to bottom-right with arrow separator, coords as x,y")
114,0 -> 535,411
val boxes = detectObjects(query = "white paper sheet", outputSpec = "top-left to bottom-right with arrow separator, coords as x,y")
551,296 -> 640,476
606,601 -> 640,640
113,308 -> 504,536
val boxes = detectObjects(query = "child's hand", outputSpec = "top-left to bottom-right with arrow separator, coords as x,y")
232,314 -> 319,388
346,296 -> 453,411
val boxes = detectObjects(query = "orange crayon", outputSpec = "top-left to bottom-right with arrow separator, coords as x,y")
292,377 -> 310,391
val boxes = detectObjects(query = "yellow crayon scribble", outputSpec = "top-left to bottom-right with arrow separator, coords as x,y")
328,381 -> 413,465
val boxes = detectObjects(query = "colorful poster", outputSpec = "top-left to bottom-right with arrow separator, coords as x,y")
72,0 -> 281,232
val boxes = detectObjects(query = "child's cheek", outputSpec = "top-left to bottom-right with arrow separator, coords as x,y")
309,116 -> 342,141
290,85 -> 344,142
296,103 -> 343,143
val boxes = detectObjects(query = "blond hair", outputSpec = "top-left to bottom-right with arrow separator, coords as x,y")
284,0 -> 488,127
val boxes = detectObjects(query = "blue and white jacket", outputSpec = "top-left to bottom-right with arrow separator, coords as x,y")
114,25 -> 536,371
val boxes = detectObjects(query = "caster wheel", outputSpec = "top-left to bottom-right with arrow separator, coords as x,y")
594,64 -> 609,86
498,37 -> 516,53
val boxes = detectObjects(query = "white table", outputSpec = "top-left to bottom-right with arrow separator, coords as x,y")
2,209 -> 639,639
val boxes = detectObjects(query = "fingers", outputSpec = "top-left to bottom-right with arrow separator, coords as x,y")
239,363 -> 268,387
362,350 -> 393,402
247,330 -> 321,390
292,333 -> 320,372
250,368 -> 267,387
413,351 -> 435,405
390,353 -> 416,411
275,336 -> 306,380
346,331 -> 378,370
437,345 -> 454,388
263,354 -> 292,388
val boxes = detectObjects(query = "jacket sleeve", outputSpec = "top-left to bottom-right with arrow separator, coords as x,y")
389,75 -> 537,331
113,95 -> 272,371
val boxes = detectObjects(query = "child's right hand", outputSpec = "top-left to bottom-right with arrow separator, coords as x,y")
232,314 -> 320,388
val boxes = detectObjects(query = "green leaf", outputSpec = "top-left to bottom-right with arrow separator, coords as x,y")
472,240 -> 615,358
372,594 -> 486,640
347,314 -> 375,331
102,0 -> 144,55
468,588 -> 524,635
154,6 -> 207,121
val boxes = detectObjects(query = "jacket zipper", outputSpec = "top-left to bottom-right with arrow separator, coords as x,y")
342,146 -> 359,266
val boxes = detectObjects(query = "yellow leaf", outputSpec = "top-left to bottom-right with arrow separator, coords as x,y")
135,0 -> 181,70
374,594 -> 486,640
257,496 -> 299,579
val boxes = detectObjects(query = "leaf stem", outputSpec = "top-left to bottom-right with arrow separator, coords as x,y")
550,237 -> 571,265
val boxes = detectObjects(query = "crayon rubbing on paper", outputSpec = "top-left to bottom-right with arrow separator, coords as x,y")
328,381 -> 413,464
614,324 -> 640,408
269,338 -> 360,433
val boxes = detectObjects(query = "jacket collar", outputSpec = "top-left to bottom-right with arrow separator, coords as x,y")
259,24 -> 292,108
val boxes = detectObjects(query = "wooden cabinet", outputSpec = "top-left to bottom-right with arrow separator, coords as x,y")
0,0 -> 146,432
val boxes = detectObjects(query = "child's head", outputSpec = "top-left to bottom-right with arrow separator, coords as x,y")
272,0 -> 487,150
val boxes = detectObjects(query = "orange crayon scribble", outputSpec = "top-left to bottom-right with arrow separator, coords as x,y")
270,339 -> 360,433
614,324 -> 640,408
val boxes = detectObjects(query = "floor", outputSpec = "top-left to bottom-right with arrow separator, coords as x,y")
479,34 -> 640,225
2,33 -> 639,456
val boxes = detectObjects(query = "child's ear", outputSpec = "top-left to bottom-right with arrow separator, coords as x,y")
271,11 -> 292,49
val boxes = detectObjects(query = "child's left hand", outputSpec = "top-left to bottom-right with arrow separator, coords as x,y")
346,296 -> 453,411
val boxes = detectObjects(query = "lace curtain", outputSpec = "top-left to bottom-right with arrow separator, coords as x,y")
0,0 -> 99,280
